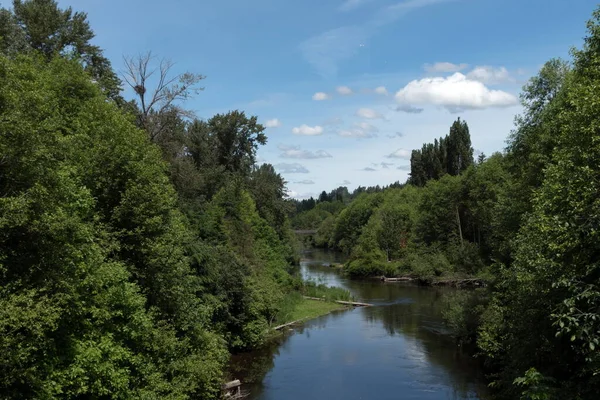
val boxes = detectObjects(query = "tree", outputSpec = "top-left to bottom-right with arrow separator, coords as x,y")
122,51 -> 205,141
377,203 -> 413,261
446,117 -> 473,176
10,0 -> 121,99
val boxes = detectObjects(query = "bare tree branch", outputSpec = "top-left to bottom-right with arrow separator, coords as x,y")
122,51 -> 205,140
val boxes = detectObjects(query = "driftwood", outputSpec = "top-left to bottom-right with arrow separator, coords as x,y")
272,319 -> 305,331
302,296 -> 373,307
381,276 -> 413,282
222,380 -> 242,398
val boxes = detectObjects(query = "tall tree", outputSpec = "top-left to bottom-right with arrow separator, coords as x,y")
9,0 -> 121,99
446,117 -> 473,176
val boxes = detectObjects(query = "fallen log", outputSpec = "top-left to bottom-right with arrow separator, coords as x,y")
301,296 -> 373,307
222,380 -> 242,398
382,277 -> 413,282
335,300 -> 373,307
272,319 -> 305,331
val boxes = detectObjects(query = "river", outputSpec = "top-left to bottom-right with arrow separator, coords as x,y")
229,248 -> 489,400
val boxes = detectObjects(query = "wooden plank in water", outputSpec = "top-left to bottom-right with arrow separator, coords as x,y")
301,296 -> 373,307
272,319 -> 305,330
223,380 -> 241,390
383,277 -> 413,282
335,300 -> 373,307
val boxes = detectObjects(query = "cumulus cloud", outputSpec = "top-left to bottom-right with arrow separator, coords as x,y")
265,118 -> 281,128
397,164 -> 411,171
287,190 -> 316,199
395,73 -> 518,112
362,167 -> 377,172
275,163 -> 310,174
424,62 -> 468,73
295,179 -> 315,184
386,148 -> 411,159
374,86 -> 389,95
337,86 -> 353,95
355,107 -> 384,119
292,124 -> 324,136
381,162 -> 394,169
312,92 -> 330,101
466,66 -> 514,85
341,180 -> 352,185
338,128 -> 377,138
278,144 -> 332,159
395,104 -> 424,114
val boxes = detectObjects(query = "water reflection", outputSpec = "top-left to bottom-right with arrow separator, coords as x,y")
229,248 -> 488,400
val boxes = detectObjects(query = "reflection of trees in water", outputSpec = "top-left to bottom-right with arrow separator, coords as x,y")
227,310 -> 350,397
362,289 -> 489,399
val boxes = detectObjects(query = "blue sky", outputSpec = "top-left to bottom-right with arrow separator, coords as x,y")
61,0 -> 597,198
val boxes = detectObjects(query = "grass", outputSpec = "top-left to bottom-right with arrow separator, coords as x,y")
273,292 -> 346,327
287,298 -> 344,322
301,280 -> 353,301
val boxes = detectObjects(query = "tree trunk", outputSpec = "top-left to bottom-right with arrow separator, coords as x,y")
456,206 -> 463,247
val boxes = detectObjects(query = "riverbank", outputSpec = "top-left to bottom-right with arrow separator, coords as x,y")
228,248 -> 491,400
280,298 -> 346,324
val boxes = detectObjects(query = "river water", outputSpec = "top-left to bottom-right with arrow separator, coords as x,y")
229,248 -> 489,400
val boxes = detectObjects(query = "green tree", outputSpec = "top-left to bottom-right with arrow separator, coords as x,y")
9,0 -> 121,99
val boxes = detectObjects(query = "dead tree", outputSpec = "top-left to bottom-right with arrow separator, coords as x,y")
122,51 -> 205,141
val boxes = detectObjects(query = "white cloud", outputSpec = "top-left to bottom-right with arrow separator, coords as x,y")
466,66 -> 514,85
265,118 -> 281,128
292,124 -> 324,136
278,144 -> 332,159
295,179 -> 315,184
386,148 -> 412,159
338,128 -> 377,138
354,122 -> 379,132
395,104 -> 424,114
355,107 -> 384,119
287,190 -> 317,199
381,162 -> 394,169
341,180 -> 352,185
312,92 -> 331,101
397,164 -> 411,171
424,62 -> 469,73
362,166 -> 377,171
374,86 -> 389,95
275,163 -> 310,174
395,72 -> 518,112
336,86 -> 353,95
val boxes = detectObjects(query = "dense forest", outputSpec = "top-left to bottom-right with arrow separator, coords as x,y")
291,12 -> 600,400
0,0 -> 326,398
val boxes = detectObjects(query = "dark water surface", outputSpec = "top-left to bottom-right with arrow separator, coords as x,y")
229,248 -> 489,400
